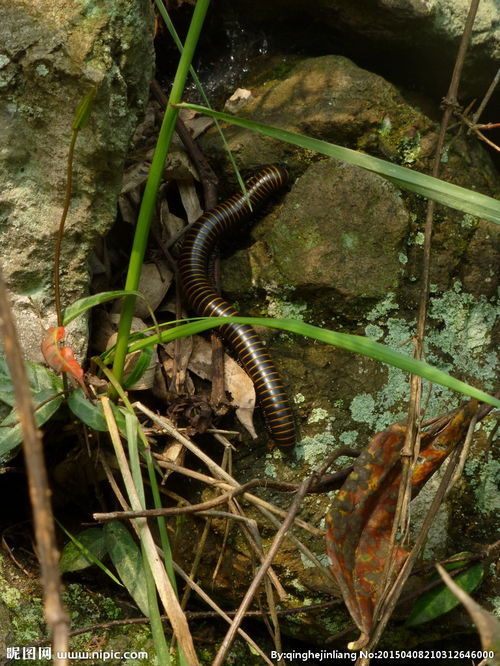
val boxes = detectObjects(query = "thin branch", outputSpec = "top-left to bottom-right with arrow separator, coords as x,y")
364,0 -> 483,657
212,477 -> 314,666
98,443 -> 274,665
471,67 -> 500,124
0,266 -> 70,665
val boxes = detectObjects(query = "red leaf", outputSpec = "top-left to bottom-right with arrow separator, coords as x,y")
326,400 -> 477,646
41,326 -> 86,393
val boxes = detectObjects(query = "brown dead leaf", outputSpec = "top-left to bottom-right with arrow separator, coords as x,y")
178,177 -> 203,223
133,261 -> 173,319
179,108 -> 214,139
326,401 -> 478,647
163,336 -> 257,439
224,88 -> 254,114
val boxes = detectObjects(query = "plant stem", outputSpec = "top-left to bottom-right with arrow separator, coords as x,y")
112,0 -> 211,386
54,131 -> 78,328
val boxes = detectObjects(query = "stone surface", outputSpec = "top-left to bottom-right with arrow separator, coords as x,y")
0,0 -> 154,361
250,158 -> 410,303
0,550 -> 153,662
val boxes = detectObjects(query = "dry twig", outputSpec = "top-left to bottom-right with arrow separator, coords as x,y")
362,0 -> 484,660
0,266 -> 70,664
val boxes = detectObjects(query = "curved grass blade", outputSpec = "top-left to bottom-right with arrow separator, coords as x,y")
58,524 -> 120,585
63,290 -> 151,326
176,104 -> 500,226
124,316 -> 500,408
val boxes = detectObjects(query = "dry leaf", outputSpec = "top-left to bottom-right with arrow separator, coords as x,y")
224,88 -> 254,114
178,177 -> 203,223
326,400 -> 478,646
133,261 -> 173,319
159,200 -> 186,246
163,336 -> 257,438
179,109 -> 214,139
161,335 -> 194,395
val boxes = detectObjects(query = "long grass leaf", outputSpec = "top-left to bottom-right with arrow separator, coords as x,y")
176,104 -> 500,225
124,316 -> 500,408
112,0 -> 211,388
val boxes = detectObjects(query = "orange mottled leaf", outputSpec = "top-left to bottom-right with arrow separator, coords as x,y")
326,400 -> 478,646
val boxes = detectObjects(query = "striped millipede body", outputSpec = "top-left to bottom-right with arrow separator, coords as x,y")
178,165 -> 296,449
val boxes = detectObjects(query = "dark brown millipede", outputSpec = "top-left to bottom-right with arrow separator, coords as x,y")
177,165 -> 296,449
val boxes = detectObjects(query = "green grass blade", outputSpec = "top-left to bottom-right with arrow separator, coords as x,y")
112,0 -> 211,387
63,290 -> 144,326
125,411 -> 171,662
125,316 -> 500,408
155,0 -> 246,197
176,103 -> 500,225
59,527 -> 108,573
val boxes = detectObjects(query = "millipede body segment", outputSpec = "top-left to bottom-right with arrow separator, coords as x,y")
178,165 -> 296,449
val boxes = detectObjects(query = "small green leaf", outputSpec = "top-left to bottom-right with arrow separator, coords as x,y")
72,86 -> 97,131
59,527 -> 108,573
406,561 -> 484,626
105,521 -> 149,616
67,390 -> 127,433
0,357 -> 64,463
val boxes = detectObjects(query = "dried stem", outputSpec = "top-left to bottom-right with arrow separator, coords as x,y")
0,266 -> 70,664
212,477 -> 314,666
364,0 -> 482,657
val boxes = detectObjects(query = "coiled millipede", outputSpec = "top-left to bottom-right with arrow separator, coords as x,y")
178,165 -> 296,449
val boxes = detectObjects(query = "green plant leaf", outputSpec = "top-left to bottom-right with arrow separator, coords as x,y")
59,527 -> 108,573
111,0 -> 211,392
124,316 -> 500,409
63,290 -> 145,326
177,103 -> 500,226
406,561 -> 484,626
436,563 -> 500,658
67,389 -> 127,433
72,85 -> 97,131
0,357 -> 64,463
122,346 -> 154,389
104,520 -> 149,616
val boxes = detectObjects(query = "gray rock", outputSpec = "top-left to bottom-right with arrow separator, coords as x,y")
0,0 -> 154,361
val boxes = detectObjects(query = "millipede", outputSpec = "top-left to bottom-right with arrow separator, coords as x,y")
177,165 -> 296,450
